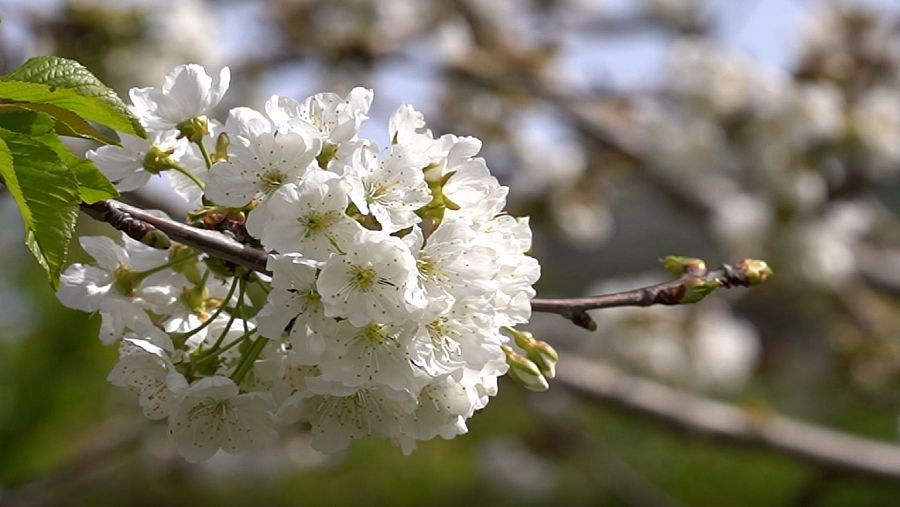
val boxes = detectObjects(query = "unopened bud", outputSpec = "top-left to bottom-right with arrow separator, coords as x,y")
176,116 -> 209,143
507,328 -> 560,380
503,345 -> 549,392
661,256 -> 707,277
528,340 -> 559,379
679,277 -> 719,304
739,259 -> 773,286
140,229 -> 171,249
213,132 -> 230,162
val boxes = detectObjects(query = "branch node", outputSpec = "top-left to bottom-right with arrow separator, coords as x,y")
569,310 -> 597,331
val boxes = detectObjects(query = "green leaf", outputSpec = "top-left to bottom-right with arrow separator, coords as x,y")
0,108 -> 118,202
1,56 -> 146,138
0,107 -> 56,136
39,135 -> 119,203
0,130 -> 81,289
0,102 -> 119,145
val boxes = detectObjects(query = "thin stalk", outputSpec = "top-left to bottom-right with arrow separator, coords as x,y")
169,163 -> 205,190
181,275 -> 239,342
231,336 -> 268,385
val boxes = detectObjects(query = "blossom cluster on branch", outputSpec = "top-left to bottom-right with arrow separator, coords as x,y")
56,64 -> 542,461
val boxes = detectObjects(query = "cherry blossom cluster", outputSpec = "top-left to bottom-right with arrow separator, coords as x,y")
56,64 -> 542,462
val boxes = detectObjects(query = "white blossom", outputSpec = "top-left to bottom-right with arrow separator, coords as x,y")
265,87 -> 373,149
205,108 -> 322,208
108,338 -> 187,420
317,230 -> 425,326
59,77 -> 542,459
87,131 -> 185,192
168,376 -> 277,463
285,386 -> 416,453
257,171 -> 363,259
341,143 -> 431,233
130,64 -> 230,131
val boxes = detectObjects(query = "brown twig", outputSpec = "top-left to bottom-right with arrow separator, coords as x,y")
557,355 -> 900,483
531,260 -> 769,330
80,200 -> 768,327
81,200 -> 269,273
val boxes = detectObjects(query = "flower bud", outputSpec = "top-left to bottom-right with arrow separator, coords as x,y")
213,132 -> 230,162
661,256 -> 707,277
528,340 -> 559,380
507,328 -> 559,379
739,259 -> 773,286
503,345 -> 550,392
140,229 -> 171,250
679,277 -> 720,304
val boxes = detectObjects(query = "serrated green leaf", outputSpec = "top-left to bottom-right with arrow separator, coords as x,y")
0,108 -> 118,202
0,129 -> 81,289
0,102 -> 119,144
0,107 -> 55,136
38,134 -> 118,203
1,56 -> 145,138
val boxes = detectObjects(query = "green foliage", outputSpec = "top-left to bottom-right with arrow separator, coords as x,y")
1,55 -> 146,139
0,56 -> 134,288
0,131 -> 81,289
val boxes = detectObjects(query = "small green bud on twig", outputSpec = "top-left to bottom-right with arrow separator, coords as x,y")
679,277 -> 720,303
739,259 -> 773,286
661,256 -> 707,277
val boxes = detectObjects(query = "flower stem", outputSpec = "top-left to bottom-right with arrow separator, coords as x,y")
182,275 -> 239,342
136,252 -> 198,280
231,336 -> 268,385
193,328 -> 255,364
196,140 -> 213,170
170,163 -> 205,190
206,277 -> 244,352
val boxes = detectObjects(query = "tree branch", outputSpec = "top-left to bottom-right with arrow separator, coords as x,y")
531,259 -> 770,330
557,355 -> 900,483
80,200 -> 769,326
81,200 -> 269,273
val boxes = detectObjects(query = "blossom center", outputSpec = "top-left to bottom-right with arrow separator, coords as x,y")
259,169 -> 287,194
300,211 -> 337,236
360,323 -> 387,345
350,265 -> 378,290
113,265 -> 140,297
